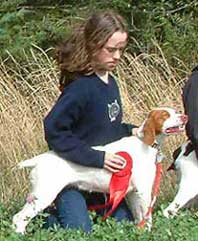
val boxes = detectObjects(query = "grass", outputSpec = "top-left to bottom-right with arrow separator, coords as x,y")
0,45 -> 196,240
0,202 -> 197,241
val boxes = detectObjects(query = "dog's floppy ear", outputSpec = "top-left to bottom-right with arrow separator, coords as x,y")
142,112 -> 156,146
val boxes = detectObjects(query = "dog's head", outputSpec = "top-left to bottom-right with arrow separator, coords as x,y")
138,107 -> 188,146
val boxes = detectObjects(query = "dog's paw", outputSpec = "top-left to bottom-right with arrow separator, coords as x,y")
163,208 -> 177,218
12,215 -> 26,235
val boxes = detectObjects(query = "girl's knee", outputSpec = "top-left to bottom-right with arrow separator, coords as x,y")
55,189 -> 92,232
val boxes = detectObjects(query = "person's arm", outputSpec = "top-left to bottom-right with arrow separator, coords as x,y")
183,69 -> 198,157
44,81 -> 126,172
44,82 -> 105,168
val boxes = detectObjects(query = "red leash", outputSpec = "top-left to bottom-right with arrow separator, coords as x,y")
88,151 -> 133,220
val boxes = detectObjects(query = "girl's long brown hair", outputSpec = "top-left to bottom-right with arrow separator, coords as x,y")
56,10 -> 128,91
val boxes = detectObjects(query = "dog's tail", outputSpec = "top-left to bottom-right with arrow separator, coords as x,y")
17,158 -> 38,169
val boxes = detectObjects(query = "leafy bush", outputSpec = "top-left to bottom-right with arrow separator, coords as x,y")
130,1 -> 198,66
0,0 -> 197,68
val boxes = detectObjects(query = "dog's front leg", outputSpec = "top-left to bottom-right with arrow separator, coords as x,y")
125,191 -> 148,224
163,178 -> 198,218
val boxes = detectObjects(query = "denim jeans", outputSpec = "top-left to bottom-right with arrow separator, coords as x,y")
43,188 -> 133,233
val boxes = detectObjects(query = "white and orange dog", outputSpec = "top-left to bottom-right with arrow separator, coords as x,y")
163,141 -> 198,217
12,108 -> 187,234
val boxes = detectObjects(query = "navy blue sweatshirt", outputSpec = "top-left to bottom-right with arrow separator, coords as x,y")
182,67 -> 198,159
44,73 -> 136,168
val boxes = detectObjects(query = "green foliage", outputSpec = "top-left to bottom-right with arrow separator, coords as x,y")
0,201 -> 197,241
0,0 -> 197,69
130,0 -> 198,65
0,1 -> 73,60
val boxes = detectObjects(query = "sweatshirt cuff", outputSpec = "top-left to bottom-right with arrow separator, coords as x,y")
126,124 -> 139,136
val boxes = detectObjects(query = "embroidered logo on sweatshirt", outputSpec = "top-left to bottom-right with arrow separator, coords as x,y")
108,99 -> 120,122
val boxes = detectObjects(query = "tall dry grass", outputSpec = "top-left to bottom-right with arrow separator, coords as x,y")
0,47 -> 59,203
0,45 -> 190,206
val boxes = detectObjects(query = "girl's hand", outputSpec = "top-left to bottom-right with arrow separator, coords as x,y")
104,152 -> 126,173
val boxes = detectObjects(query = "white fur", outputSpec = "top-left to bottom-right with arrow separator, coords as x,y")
163,141 -> 198,217
12,107 -> 186,234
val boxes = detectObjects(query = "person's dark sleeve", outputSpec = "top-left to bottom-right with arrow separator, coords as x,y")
44,84 -> 105,168
183,69 -> 198,157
